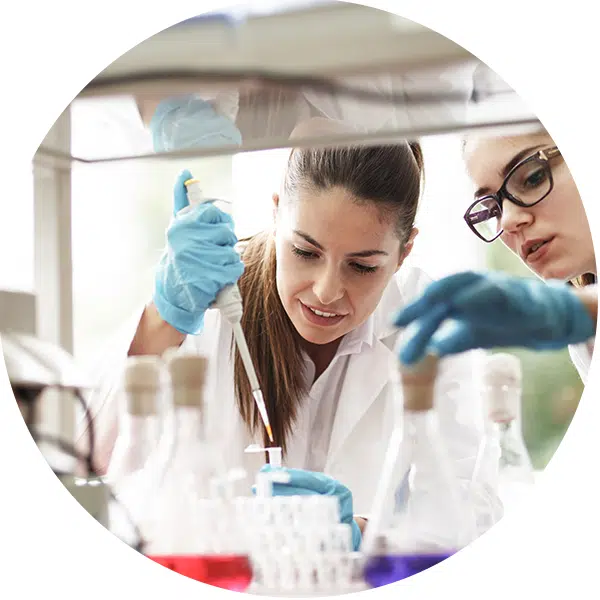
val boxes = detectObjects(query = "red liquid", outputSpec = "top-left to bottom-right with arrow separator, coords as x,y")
147,554 -> 253,591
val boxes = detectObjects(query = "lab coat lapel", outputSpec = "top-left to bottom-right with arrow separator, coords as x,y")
326,337 -> 393,467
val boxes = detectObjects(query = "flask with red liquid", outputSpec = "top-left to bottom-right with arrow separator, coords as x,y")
143,353 -> 253,592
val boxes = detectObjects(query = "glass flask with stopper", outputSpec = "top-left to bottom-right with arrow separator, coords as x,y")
143,353 -> 253,592
482,352 -> 535,512
362,352 -> 475,587
106,355 -> 164,543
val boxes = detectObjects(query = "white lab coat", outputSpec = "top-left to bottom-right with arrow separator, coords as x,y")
569,339 -> 595,384
567,283 -> 597,384
79,264 -> 502,536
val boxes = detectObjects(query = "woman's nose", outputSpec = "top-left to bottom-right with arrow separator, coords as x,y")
313,265 -> 344,305
500,200 -> 534,234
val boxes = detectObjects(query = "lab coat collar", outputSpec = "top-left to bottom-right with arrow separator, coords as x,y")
326,274 -> 407,467
336,271 -> 404,357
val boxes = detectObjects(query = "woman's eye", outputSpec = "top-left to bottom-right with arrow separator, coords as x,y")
523,168 -> 547,188
292,246 -> 318,260
351,262 -> 379,275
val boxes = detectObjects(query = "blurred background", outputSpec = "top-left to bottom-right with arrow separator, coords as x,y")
0,94 -> 582,469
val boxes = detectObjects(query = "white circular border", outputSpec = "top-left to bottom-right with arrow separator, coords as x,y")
0,1 -> 597,599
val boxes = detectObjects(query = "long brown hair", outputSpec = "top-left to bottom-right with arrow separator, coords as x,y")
571,273 -> 596,288
233,141 -> 425,452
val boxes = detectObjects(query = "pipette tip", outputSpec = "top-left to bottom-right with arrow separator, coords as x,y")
266,424 -> 274,444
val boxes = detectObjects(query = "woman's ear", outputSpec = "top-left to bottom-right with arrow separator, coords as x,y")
396,227 -> 419,271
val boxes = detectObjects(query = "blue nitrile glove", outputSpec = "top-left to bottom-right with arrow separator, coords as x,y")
150,95 -> 242,151
152,169 -> 245,335
393,271 -> 596,365
254,465 -> 362,551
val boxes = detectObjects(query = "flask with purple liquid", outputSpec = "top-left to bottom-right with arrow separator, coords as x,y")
362,353 -> 475,588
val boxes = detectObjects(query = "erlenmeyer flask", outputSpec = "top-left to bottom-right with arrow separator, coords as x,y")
483,352 -> 535,512
363,353 -> 475,587
143,353 -> 253,592
106,355 -> 163,543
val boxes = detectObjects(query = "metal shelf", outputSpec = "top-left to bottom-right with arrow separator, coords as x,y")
34,2 -> 539,167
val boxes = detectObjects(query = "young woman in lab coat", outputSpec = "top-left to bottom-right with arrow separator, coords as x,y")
82,116 -> 502,550
395,130 -> 596,383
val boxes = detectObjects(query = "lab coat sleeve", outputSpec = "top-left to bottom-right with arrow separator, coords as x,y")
300,63 -> 478,134
568,338 -> 595,385
74,305 -> 146,476
568,283 -> 597,384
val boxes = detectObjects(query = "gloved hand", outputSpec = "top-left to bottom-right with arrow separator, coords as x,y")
152,169 -> 245,335
394,271 -> 596,365
256,465 -> 362,551
150,95 -> 242,152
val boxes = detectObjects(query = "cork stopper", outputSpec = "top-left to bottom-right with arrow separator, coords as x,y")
167,354 -> 208,407
399,353 -> 439,412
482,353 -> 522,423
123,356 -> 162,416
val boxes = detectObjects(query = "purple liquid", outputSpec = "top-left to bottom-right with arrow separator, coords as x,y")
363,552 -> 454,587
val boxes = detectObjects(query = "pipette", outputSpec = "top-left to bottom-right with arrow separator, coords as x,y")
184,178 -> 274,443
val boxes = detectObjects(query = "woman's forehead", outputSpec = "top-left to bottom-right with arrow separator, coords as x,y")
464,132 -> 552,181
281,186 -> 399,245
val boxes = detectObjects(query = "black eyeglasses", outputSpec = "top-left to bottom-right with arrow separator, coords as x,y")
463,146 -> 562,243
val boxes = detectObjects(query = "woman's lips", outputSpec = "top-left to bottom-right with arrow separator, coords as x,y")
299,301 -> 347,327
525,238 -> 554,265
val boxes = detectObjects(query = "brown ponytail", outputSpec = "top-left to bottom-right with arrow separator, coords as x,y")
408,140 -> 425,198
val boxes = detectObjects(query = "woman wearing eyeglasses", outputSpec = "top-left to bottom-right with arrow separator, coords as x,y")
394,130 -> 597,383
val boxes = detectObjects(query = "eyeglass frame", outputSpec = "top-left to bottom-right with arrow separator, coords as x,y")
463,146 -> 562,243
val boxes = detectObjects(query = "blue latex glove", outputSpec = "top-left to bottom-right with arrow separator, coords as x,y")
152,169 -> 245,335
255,465 -> 362,551
394,271 -> 596,365
150,95 -> 242,151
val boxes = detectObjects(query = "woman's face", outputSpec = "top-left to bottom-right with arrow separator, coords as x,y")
274,186 -> 413,346
465,133 -> 595,280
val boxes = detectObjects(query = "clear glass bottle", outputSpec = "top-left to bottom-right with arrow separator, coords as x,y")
143,353 -> 253,592
106,355 -> 163,543
363,353 -> 474,587
107,356 -> 163,482
483,353 -> 535,512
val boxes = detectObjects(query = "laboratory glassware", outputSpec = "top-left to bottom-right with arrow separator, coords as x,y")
143,353 -> 253,592
363,353 -> 475,587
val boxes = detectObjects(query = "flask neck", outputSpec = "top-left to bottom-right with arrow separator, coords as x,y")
172,385 -> 205,409
402,409 -> 458,488
122,389 -> 158,417
486,383 -> 521,424
495,418 -> 533,471
391,408 -> 475,553
170,405 -> 206,446
117,413 -> 159,443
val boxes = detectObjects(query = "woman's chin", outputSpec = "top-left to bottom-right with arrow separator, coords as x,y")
292,321 -> 340,346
